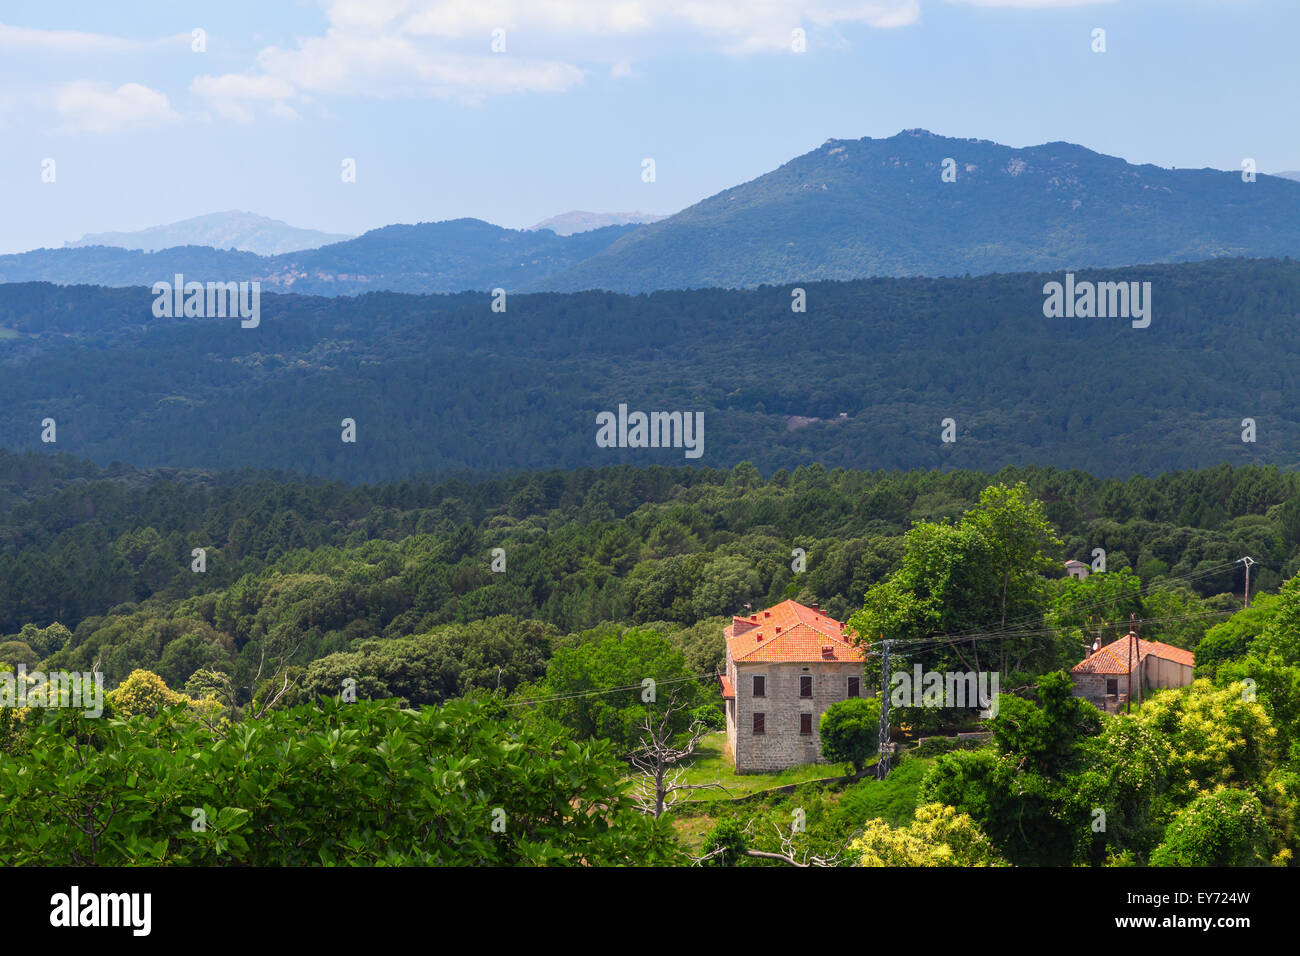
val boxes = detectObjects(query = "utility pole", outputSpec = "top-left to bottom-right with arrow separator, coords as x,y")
1127,613 -> 1136,715
1239,556 -> 1256,609
876,639 -> 892,781
1132,611 -> 1142,708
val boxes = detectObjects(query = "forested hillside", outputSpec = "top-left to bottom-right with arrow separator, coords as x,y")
4,453 -> 1300,867
541,129 -> 1300,292
1,257 -> 1298,481
1,452 -> 1292,693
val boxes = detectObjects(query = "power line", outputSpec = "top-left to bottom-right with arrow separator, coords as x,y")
503,671 -> 715,708
927,559 -> 1242,647
853,559 -> 1245,656
499,607 -> 1232,713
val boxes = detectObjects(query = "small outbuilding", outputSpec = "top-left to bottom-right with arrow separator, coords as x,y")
1070,634 -> 1194,711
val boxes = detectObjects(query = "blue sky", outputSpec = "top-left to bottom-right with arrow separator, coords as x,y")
0,0 -> 1292,254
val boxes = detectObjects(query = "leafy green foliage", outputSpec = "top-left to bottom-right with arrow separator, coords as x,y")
700,819 -> 749,866
851,482 -> 1065,702
296,616 -> 553,707
989,671 -> 1102,775
818,696 -> 880,773
109,668 -> 198,718
1149,789 -> 1271,867
1195,593 -> 1279,679
851,802 -> 1005,867
0,697 -> 680,866
535,628 -> 709,755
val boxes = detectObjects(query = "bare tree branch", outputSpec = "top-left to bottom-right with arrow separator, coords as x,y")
628,691 -> 729,818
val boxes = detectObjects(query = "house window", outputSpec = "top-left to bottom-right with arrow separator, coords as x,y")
752,675 -> 766,698
753,713 -> 765,735
800,713 -> 813,735
800,675 -> 813,698
847,676 -> 860,698
1105,678 -> 1118,696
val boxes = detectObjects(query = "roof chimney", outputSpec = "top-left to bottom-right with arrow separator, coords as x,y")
811,602 -> 819,612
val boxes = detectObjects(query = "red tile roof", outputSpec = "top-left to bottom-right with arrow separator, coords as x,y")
724,600 -> 865,664
1145,640 -> 1195,668
719,674 -> 735,699
1071,634 -> 1195,674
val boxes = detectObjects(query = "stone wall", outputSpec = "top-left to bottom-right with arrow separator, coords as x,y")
730,660 -> 865,773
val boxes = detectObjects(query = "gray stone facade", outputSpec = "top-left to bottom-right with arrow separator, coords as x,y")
724,654 -> 866,774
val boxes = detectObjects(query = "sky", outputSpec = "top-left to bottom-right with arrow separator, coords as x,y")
0,0 -> 1292,254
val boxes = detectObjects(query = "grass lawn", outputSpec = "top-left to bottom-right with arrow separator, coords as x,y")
667,752 -> 936,854
672,731 -> 853,802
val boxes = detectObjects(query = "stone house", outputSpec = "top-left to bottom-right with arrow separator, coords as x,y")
1069,633 -> 1194,712
720,600 -> 867,773
1064,559 -> 1090,580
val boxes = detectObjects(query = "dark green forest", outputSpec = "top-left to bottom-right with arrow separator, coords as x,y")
2,256 -> 1299,482
0,450 -> 1293,692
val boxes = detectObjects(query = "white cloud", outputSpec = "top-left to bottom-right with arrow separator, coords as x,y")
189,73 -> 298,123
944,0 -> 1115,7
188,0 -> 921,120
397,1 -> 920,50
253,32 -> 583,99
55,81 -> 181,133
0,22 -> 188,54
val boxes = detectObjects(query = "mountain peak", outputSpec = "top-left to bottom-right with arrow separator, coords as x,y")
539,130 -> 1300,293
529,210 -> 667,235
65,211 -> 353,256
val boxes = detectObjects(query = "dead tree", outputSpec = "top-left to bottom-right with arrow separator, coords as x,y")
742,821 -> 845,867
629,694 -> 726,817
693,818 -> 844,867
236,626 -> 310,719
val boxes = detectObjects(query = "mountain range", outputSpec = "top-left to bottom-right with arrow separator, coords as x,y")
4,130 -> 1300,296
3,220 -> 639,296
66,211 -> 354,256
